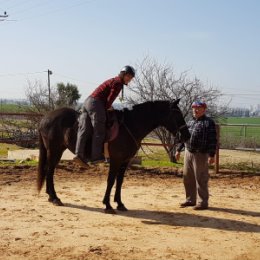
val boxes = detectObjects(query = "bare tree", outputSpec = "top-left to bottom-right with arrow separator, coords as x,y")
127,56 -> 228,162
25,80 -> 81,112
23,80 -> 81,142
25,80 -> 58,113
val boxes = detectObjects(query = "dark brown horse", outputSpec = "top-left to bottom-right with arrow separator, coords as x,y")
37,99 -> 190,212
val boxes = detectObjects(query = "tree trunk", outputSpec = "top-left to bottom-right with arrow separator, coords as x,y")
168,148 -> 177,163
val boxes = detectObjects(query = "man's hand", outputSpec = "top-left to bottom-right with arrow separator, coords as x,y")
208,157 -> 215,165
175,151 -> 181,161
107,106 -> 114,111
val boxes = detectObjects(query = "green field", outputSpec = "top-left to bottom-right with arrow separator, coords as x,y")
219,117 -> 260,148
220,117 -> 260,137
0,103 -> 30,113
221,117 -> 260,124
221,125 -> 260,137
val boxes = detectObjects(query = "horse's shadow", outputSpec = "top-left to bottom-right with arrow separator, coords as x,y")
65,203 -> 260,233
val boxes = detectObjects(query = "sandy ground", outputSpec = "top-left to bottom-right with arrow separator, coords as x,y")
220,149 -> 260,165
0,164 -> 259,260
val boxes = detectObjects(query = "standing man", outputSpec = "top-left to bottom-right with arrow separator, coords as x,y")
175,100 -> 217,210
74,65 -> 135,166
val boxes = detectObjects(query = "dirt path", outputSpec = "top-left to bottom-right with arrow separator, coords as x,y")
0,165 -> 259,260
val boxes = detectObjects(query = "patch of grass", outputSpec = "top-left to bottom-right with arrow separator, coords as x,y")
221,161 -> 260,172
141,159 -> 182,168
222,117 -> 260,124
139,142 -> 183,168
219,117 -> 260,149
140,141 -> 260,172
0,103 -> 31,113
0,160 -> 38,167
220,117 -> 260,137
0,143 -> 22,157
0,103 -> 17,112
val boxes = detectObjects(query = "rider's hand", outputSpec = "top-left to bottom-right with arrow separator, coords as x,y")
208,156 -> 215,165
175,151 -> 181,161
107,106 -> 114,111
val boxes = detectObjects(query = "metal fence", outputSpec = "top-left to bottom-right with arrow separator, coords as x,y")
1,114 -> 260,174
220,124 -> 260,151
0,112 -> 41,147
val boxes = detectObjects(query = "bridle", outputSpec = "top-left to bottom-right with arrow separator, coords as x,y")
168,107 -> 188,136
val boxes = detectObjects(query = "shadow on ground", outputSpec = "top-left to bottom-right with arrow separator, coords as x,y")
65,203 -> 260,233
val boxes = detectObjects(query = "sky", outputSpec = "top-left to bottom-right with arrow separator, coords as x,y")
0,0 -> 260,108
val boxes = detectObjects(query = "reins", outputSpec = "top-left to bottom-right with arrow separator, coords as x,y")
122,121 -> 186,160
122,121 -> 156,159
121,110 -> 187,160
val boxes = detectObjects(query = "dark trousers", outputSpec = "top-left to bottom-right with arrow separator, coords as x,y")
183,150 -> 209,206
75,96 -> 106,160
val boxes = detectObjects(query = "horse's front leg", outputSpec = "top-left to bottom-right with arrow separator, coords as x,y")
114,162 -> 129,211
102,160 -> 120,213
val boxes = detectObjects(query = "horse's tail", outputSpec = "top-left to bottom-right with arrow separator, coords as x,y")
37,131 -> 47,193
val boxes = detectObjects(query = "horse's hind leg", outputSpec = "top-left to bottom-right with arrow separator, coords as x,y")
46,148 -> 64,206
114,162 -> 129,211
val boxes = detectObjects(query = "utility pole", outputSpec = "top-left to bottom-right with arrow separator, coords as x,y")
47,69 -> 53,109
0,11 -> 8,22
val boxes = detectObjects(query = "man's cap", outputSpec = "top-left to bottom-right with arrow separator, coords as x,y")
192,100 -> 207,108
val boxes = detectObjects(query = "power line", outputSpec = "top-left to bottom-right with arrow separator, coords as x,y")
53,72 -> 98,85
9,0 -> 54,17
223,93 -> 260,96
223,87 -> 260,94
0,70 -> 98,87
0,0 -> 15,7
4,0 -> 35,10
17,0 -> 97,21
0,71 -> 46,77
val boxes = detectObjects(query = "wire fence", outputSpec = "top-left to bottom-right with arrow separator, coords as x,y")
0,112 -> 41,148
220,124 -> 260,151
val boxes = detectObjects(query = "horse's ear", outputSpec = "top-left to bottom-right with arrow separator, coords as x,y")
172,98 -> 181,106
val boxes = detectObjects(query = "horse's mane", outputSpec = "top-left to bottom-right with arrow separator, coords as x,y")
115,100 -> 171,119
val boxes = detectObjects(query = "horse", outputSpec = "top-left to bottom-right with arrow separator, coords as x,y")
37,99 -> 190,213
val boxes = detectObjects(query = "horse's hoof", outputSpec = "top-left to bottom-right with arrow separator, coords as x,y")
117,204 -> 128,211
104,208 -> 116,214
52,198 -> 64,206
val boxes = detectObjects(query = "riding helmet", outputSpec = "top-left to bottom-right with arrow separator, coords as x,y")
120,65 -> 135,77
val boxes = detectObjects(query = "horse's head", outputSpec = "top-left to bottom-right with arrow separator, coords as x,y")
161,99 -> 190,143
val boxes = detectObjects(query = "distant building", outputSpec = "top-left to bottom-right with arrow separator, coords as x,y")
250,104 -> 260,116
225,107 -> 250,117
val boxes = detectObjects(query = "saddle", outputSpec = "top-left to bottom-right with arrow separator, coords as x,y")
105,110 -> 120,142
104,110 -> 120,158
75,110 -> 120,160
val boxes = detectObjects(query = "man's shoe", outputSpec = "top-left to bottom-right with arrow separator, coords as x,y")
180,201 -> 196,208
193,204 -> 208,210
104,158 -> 110,164
73,156 -> 89,167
